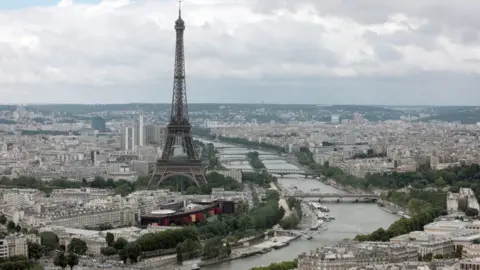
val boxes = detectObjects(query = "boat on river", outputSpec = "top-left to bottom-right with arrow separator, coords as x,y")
310,220 -> 324,230
324,214 -> 335,221
310,202 -> 330,212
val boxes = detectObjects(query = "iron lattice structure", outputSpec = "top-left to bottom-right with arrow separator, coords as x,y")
149,9 -> 207,187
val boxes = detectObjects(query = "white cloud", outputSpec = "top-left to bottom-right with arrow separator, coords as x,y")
0,0 -> 479,104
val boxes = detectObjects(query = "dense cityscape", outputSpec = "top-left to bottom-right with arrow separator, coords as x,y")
2,99 -> 480,270
1,0 -> 480,270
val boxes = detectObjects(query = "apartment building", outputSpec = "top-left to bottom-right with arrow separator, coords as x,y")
30,206 -> 135,228
297,243 -> 417,270
458,258 -> 480,270
446,188 -> 480,215
51,188 -> 114,200
462,244 -> 480,258
0,239 -> 8,259
5,235 -> 28,258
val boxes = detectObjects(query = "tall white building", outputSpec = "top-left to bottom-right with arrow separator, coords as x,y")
144,124 -> 165,146
135,114 -> 144,147
0,235 -> 30,259
121,126 -> 135,151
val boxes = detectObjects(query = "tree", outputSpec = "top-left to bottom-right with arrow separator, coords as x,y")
0,215 -> 6,225
408,199 -> 426,215
177,239 -> 202,263
40,231 -> 59,252
66,252 -> 79,270
14,224 -> 21,233
115,183 -> 133,197
27,241 -> 43,262
251,260 -> 297,270
124,242 -> 141,264
67,238 -> 87,255
105,232 -> 115,247
6,220 -> 15,230
423,253 -> 433,262
433,254 -> 444,259
202,237 -> 224,260
101,246 -> 117,256
113,237 -> 128,250
118,248 -> 128,264
436,177 -> 447,187
455,245 -> 463,259
54,252 -> 68,269
465,208 -> 479,217
90,176 -> 106,188
27,228 -> 39,235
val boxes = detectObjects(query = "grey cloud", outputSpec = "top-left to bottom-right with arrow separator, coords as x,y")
362,28 -> 437,52
0,0 -> 479,104
372,43 -> 402,62
461,30 -> 480,45
189,19 -> 335,69
254,0 -> 480,46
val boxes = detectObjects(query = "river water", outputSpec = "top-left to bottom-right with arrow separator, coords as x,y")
202,141 -> 399,270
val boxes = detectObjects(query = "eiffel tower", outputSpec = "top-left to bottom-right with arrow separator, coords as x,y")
148,4 -> 207,187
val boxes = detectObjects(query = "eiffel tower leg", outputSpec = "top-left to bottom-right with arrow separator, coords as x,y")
182,134 -> 197,160
161,132 -> 176,160
147,165 -> 157,189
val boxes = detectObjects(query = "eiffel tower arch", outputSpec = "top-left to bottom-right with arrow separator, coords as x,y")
148,5 -> 207,188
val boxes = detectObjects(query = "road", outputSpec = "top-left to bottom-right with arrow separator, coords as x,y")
244,184 -> 254,210
270,182 -> 292,216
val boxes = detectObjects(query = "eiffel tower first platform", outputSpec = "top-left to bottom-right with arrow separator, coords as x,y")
148,6 -> 208,187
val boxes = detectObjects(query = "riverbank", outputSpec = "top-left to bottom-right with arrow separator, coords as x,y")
199,235 -> 301,267
377,199 -> 411,219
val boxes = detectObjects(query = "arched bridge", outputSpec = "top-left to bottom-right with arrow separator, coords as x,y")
292,192 -> 379,200
239,168 -> 319,177
221,156 -> 284,163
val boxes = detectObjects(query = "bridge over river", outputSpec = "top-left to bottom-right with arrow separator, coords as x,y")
238,168 -> 320,178
290,191 -> 379,203
221,156 -> 285,163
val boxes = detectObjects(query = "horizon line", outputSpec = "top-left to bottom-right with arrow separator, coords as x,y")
4,102 -> 479,107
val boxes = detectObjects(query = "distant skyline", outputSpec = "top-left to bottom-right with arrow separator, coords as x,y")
0,0 -> 479,105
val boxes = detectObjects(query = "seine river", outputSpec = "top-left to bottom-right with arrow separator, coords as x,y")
201,141 -> 399,270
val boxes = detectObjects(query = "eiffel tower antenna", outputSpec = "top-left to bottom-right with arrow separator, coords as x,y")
148,3 -> 208,188
178,0 -> 182,17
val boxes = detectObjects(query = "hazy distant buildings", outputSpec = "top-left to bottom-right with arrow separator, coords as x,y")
91,117 -> 106,131
352,112 -> 364,124
331,114 -> 340,124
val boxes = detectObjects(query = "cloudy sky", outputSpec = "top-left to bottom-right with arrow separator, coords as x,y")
0,0 -> 479,105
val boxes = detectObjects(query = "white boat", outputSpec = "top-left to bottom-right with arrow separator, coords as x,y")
310,220 -> 324,230
324,214 -> 335,221
318,205 -> 330,212
315,210 -> 325,219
